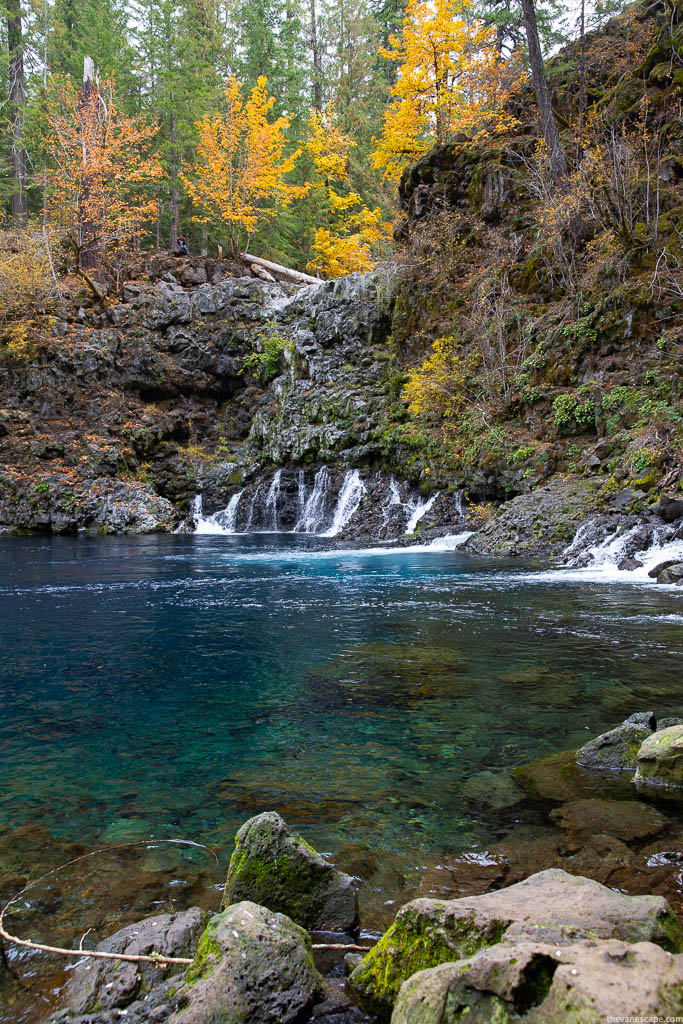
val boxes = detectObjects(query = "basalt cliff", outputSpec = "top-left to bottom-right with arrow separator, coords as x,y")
1,0 -> 682,562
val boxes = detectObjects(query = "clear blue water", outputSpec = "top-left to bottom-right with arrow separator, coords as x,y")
2,533 -> 682,861
2,534 -> 683,1021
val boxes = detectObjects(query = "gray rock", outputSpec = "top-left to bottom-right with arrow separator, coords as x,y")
170,900 -> 323,1023
349,868 -> 682,1015
657,562 -> 683,585
635,725 -> 683,788
575,712 -> 657,772
655,495 -> 683,523
222,811 -> 358,932
48,908 -> 202,1022
391,938 -> 683,1024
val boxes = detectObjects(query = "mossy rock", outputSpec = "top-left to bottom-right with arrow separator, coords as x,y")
635,725 -> 683,789
222,811 -> 358,932
349,869 -> 682,1016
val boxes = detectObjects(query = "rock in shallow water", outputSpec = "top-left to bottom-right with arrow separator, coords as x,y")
575,712 -> 656,772
635,725 -> 683,788
222,810 -> 359,932
349,867 -> 682,1016
549,797 -> 668,849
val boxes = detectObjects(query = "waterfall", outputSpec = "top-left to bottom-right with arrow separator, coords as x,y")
264,470 -> 282,531
405,492 -> 439,534
322,469 -> 365,537
245,484 -> 263,531
214,490 -> 243,532
296,469 -> 306,527
295,467 -> 330,533
192,490 -> 243,534
558,518 -> 683,582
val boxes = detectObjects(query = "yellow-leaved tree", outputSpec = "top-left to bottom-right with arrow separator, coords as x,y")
181,75 -> 307,255
305,104 -> 391,278
41,73 -> 162,276
373,0 -> 520,182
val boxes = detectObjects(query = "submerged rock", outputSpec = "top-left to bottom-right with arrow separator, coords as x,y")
575,712 -> 657,772
170,901 -> 323,1024
635,725 -> 683,789
549,798 -> 668,849
222,811 -> 358,932
349,868 -> 682,1016
391,937 -> 683,1024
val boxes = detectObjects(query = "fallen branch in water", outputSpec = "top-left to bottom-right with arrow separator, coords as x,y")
311,942 -> 372,952
0,839 -> 217,968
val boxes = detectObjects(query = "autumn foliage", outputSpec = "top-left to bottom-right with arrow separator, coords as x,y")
373,0 -> 520,181
41,76 -> 162,270
181,75 -> 307,256
305,105 -> 390,278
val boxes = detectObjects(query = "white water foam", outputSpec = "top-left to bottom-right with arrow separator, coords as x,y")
193,490 -> 244,534
405,493 -> 438,534
530,523 -> 683,587
322,469 -> 366,537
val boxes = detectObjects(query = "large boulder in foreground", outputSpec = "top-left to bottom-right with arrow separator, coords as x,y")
635,725 -> 683,788
391,937 -> 683,1024
222,811 -> 358,932
170,901 -> 322,1024
349,868 -> 682,1016
575,712 -> 656,772
48,908 -> 202,1023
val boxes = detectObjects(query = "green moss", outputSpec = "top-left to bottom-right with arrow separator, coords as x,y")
655,909 -> 683,953
185,921 -> 222,986
224,851 -> 328,926
351,913 -> 508,1015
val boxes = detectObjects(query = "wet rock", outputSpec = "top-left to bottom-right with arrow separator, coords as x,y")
170,901 -> 323,1024
48,908 -> 202,1022
222,811 -> 358,932
655,495 -> 683,523
576,712 -> 657,772
349,868 -> 682,1015
549,798 -> 668,849
657,562 -> 683,585
391,938 -> 683,1024
635,725 -> 683,788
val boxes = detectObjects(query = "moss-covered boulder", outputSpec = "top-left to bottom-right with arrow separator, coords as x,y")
349,868 -> 682,1016
635,725 -> 683,788
222,811 -> 358,932
575,712 -> 656,772
391,938 -> 683,1024
171,901 -> 322,1024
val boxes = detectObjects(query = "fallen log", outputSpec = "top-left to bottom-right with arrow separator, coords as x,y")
241,252 -> 320,286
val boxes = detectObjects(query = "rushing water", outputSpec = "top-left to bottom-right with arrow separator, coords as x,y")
1,533 -> 682,1020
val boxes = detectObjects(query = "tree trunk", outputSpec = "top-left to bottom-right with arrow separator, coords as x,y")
520,0 -> 567,182
7,0 -> 28,224
310,0 -> 322,110
169,104 -> 179,250
78,57 -> 102,273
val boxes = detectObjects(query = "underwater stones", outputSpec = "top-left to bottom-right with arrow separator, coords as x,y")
349,868 -> 682,1016
515,749 -> 599,803
170,901 -> 322,1024
222,811 -> 358,932
635,725 -> 683,788
461,770 -> 525,810
549,798 -> 668,849
391,938 -> 683,1024
51,908 -> 202,1019
575,712 -> 657,772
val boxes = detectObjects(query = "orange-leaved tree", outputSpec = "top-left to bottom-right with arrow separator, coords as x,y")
373,0 -> 520,182
305,105 -> 390,278
41,73 -> 162,276
181,75 -> 307,256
